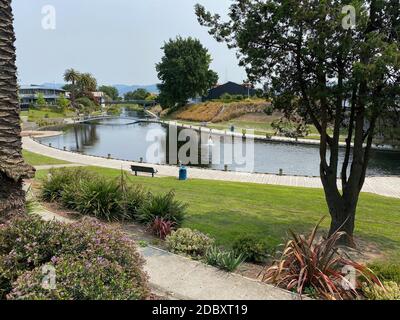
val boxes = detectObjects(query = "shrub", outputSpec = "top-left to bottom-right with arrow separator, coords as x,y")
261,218 -> 381,300
0,215 -> 149,300
41,168 -> 94,202
232,236 -> 271,263
136,191 -> 187,227
368,262 -> 400,284
7,254 -> 145,300
166,228 -> 214,259
362,281 -> 400,300
264,105 -> 274,115
61,178 -> 126,221
124,185 -> 152,218
149,217 -> 175,240
205,246 -> 245,272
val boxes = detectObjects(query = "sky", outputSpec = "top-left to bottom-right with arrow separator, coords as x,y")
12,0 -> 247,86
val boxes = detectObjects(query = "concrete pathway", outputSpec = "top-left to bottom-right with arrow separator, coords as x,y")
36,208 -> 297,300
23,137 -> 400,199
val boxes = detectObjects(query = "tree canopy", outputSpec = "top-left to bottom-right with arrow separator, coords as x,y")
63,69 -> 98,107
99,85 -> 119,101
124,88 -> 151,101
196,0 -> 400,245
156,36 -> 218,109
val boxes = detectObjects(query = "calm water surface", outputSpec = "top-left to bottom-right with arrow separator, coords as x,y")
39,112 -> 400,177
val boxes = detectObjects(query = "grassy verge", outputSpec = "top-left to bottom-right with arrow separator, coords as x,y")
21,109 -> 74,122
23,150 -> 70,166
33,166 -> 400,262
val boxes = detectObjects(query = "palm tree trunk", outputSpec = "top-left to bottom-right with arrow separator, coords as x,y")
0,0 -> 35,221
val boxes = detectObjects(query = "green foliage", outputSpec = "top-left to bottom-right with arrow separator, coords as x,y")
196,0 -> 400,241
232,236 -> 271,263
41,168 -> 95,202
156,36 -> 218,109
264,105 -> 274,116
205,246 -> 245,272
271,118 -> 310,138
76,96 -> 99,114
105,105 -> 122,116
136,191 -> 187,227
63,69 -> 98,103
61,178 -> 126,222
262,218 -> 378,300
99,85 -> 119,101
41,168 -> 148,222
124,88 -> 150,101
35,93 -> 47,107
124,185 -> 152,218
218,93 -> 245,103
166,228 -> 214,259
57,94 -> 70,111
368,262 -> 400,284
0,215 -> 149,300
362,281 -> 400,301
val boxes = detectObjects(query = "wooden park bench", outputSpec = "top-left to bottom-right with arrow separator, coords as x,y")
130,165 -> 158,177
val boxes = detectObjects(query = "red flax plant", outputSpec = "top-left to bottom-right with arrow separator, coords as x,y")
261,218 -> 382,300
149,217 -> 176,240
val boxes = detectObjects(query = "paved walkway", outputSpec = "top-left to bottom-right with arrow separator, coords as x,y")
36,207 -> 297,300
23,137 -> 400,199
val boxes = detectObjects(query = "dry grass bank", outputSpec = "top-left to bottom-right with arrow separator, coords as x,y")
173,99 -> 271,123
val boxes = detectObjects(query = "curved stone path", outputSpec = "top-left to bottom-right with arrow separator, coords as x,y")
23,137 -> 400,199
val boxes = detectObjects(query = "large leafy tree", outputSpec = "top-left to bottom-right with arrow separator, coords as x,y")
196,0 -> 400,245
0,0 -> 34,220
99,85 -> 119,101
156,36 -> 218,109
124,88 -> 150,101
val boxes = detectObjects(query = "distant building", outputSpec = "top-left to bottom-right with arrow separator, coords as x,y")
203,81 -> 257,101
19,85 -> 66,110
91,92 -> 106,108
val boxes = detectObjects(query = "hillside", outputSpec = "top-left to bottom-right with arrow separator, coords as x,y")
173,99 -> 271,123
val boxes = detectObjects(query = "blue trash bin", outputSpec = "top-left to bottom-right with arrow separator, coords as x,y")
179,166 -> 188,181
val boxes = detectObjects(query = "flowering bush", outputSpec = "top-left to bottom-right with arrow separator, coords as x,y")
0,215 -> 149,300
166,228 -> 214,259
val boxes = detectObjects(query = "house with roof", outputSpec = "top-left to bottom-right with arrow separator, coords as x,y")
203,81 -> 258,101
19,85 -> 67,110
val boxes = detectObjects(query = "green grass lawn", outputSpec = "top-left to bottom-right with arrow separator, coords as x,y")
21,109 -> 75,122
23,150 -> 70,166
33,166 -> 400,262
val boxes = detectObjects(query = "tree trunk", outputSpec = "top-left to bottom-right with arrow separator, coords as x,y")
326,190 -> 358,247
0,0 -> 35,221
322,170 -> 359,247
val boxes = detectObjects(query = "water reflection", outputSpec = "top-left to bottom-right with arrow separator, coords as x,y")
39,114 -> 400,177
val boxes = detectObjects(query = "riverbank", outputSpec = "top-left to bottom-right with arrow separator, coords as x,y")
22,136 -> 400,199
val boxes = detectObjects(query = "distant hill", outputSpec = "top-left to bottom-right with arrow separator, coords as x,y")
40,83 -> 159,96
113,84 -> 159,96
